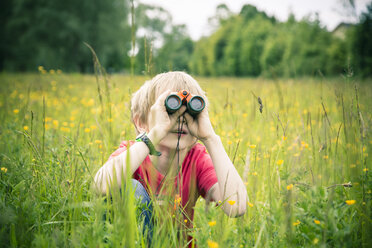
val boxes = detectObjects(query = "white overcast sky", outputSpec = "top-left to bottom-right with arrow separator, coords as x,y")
139,0 -> 371,40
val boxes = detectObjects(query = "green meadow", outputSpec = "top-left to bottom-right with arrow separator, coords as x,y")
0,72 -> 371,247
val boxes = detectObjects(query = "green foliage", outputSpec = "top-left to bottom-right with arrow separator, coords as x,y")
1,1 -> 372,77
1,0 -> 131,72
348,2 -> 372,77
189,4 -> 371,78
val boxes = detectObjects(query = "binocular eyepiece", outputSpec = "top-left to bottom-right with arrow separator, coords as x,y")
165,90 -> 205,116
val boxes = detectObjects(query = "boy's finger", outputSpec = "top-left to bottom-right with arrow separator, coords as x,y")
169,105 -> 186,124
154,90 -> 171,107
183,112 -> 194,125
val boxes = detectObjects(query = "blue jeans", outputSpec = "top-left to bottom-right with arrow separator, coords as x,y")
103,179 -> 153,245
132,179 -> 153,243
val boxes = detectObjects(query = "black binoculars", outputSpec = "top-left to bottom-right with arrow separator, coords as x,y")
165,90 -> 205,116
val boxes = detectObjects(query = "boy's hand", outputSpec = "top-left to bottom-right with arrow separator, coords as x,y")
184,107 -> 216,142
147,90 -> 186,144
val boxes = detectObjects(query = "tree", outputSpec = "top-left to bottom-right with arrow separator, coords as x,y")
2,0 -> 130,72
350,2 -> 372,77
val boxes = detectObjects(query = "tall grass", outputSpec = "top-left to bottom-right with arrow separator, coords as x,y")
0,72 -> 371,247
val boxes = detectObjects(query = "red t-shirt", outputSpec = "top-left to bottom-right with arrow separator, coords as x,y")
108,140 -> 218,222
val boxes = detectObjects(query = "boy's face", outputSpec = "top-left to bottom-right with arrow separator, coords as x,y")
157,116 -> 197,151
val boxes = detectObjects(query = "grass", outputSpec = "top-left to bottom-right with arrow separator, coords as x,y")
0,71 -> 371,247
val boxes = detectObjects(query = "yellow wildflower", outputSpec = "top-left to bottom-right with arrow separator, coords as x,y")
247,202 -> 254,207
207,240 -> 219,248
1,167 -> 8,173
184,219 -> 188,223
323,155 -> 329,159
293,220 -> 301,226
208,221 -> 216,227
345,200 -> 356,205
84,128 -> 91,133
277,159 -> 284,165
49,69 -> 55,74
363,168 -> 368,172
227,140 -> 232,145
249,144 -> 256,149
282,136 -> 287,141
108,118 -> 113,122
286,184 -> 294,190
13,109 -> 19,114
23,126 -> 29,131
228,200 -> 236,205
86,99 -> 94,107
174,194 -> 181,204
314,219 -> 320,224
95,140 -> 102,144
60,127 -> 70,133
313,238 -> 319,244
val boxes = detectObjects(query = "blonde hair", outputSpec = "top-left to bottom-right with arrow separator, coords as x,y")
131,71 -> 206,130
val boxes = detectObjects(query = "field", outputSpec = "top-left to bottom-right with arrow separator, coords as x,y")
0,72 -> 371,247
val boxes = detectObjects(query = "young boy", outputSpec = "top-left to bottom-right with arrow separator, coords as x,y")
94,71 -> 247,239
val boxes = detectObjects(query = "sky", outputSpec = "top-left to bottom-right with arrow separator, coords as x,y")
139,0 -> 371,40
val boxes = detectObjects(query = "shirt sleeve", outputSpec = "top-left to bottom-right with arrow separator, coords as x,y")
195,145 -> 218,198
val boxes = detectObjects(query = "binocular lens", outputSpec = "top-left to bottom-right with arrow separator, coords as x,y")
167,96 -> 181,109
189,97 -> 204,111
187,96 -> 205,115
165,95 -> 182,114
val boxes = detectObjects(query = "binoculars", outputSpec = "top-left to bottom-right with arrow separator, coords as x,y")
165,90 -> 205,116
